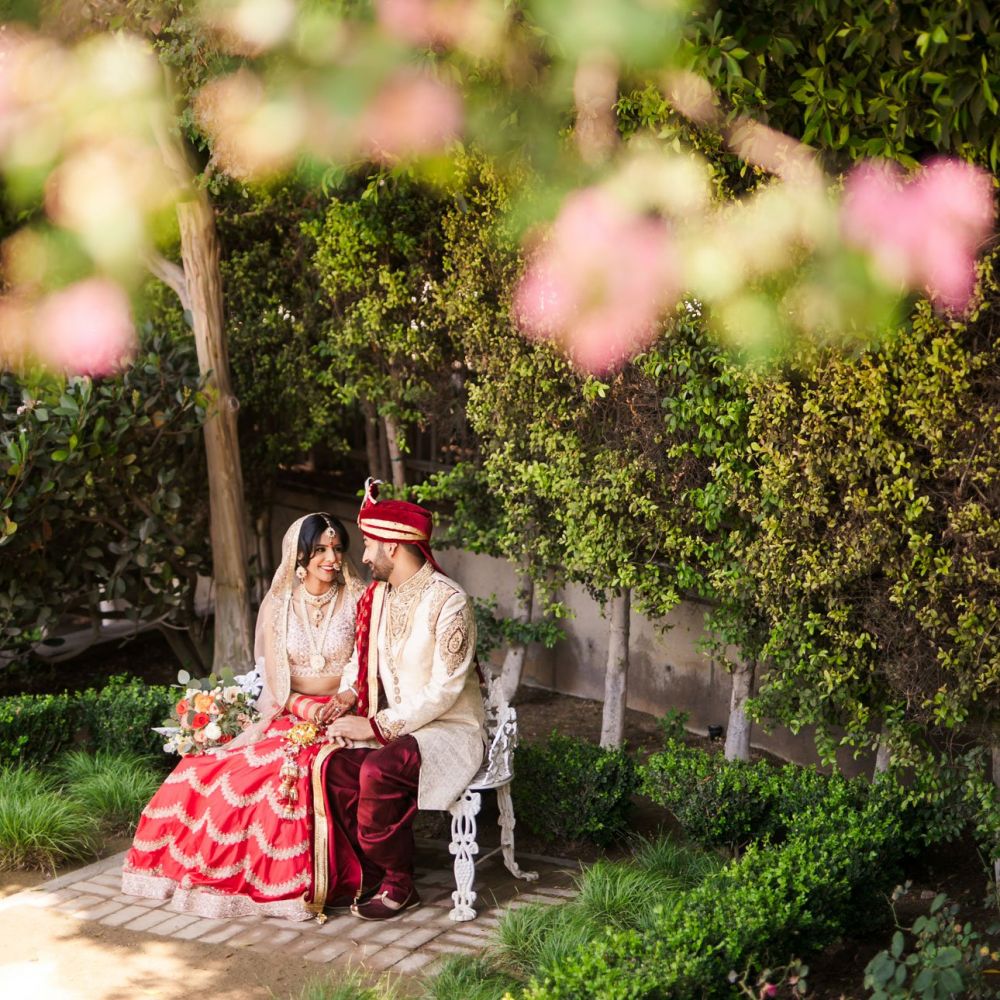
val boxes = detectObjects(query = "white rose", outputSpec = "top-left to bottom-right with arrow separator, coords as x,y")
203,721 -> 222,740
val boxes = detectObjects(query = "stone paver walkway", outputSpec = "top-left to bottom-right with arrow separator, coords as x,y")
2,840 -> 578,978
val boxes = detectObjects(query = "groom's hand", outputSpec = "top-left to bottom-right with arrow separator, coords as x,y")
327,715 -> 375,740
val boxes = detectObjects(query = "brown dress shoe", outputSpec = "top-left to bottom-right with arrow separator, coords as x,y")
327,885 -> 378,910
351,887 -> 421,920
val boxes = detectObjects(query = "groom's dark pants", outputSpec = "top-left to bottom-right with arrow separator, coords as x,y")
325,736 -> 421,899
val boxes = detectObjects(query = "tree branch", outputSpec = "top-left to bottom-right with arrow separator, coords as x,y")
145,251 -> 192,314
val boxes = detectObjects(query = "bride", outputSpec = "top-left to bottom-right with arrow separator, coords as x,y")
122,513 -> 366,920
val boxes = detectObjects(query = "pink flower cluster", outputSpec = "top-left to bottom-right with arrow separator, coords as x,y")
34,279 -> 136,376
842,158 -> 995,312
1,278 -> 136,377
513,187 -> 678,374
360,70 -> 463,164
375,0 -> 476,48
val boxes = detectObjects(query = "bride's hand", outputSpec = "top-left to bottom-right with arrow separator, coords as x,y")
316,691 -> 356,724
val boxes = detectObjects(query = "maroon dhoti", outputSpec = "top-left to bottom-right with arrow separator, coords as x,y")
325,736 -> 421,899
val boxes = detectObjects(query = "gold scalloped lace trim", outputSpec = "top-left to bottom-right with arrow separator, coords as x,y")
162,769 -> 308,821
138,803 -> 309,861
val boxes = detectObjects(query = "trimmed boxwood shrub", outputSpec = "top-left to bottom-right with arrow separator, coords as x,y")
0,674 -> 174,765
0,693 -> 83,765
639,738 -> 869,853
512,733 -> 638,846
77,674 -> 175,759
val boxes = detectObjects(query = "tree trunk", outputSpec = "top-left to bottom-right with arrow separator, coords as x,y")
376,414 -> 390,482
873,726 -> 892,775
361,400 -> 381,481
177,194 -> 253,672
383,414 -> 407,489
724,659 -> 755,761
254,508 -> 273,602
600,588 -> 630,748
157,624 -> 209,673
499,570 -> 534,703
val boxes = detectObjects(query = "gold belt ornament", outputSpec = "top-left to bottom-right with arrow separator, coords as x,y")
277,721 -> 324,814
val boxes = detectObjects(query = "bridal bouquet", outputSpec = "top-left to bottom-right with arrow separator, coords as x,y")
157,668 -> 261,756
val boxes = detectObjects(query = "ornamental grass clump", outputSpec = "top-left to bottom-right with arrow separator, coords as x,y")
292,968 -> 403,1000
0,766 -> 99,872
422,955 -> 520,1000
494,902 -> 596,981
57,750 -> 163,835
488,835 -> 721,985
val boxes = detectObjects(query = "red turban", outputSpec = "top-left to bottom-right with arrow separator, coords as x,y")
357,478 -> 441,572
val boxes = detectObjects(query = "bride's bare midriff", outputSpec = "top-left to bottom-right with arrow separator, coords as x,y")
291,675 -> 343,697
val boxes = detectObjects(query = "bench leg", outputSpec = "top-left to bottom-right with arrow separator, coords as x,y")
448,789 -> 481,921
497,783 -> 538,882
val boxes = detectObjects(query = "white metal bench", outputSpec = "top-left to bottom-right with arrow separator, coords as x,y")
445,676 -> 538,921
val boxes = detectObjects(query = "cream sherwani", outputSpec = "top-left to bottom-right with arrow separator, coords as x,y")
340,562 -> 486,810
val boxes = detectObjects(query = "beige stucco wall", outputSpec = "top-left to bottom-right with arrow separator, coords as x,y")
272,487 -> 871,777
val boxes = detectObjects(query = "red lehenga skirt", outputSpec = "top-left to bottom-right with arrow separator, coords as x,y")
121,706 -> 360,921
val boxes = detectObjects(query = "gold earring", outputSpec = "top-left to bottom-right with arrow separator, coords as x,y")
295,566 -> 307,582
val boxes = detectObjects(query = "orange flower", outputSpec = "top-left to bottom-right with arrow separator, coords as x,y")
191,712 -> 210,729
175,699 -> 189,717
194,692 -> 214,713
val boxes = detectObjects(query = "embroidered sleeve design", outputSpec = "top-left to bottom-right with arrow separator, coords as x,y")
438,603 -> 472,676
427,581 -> 457,632
374,709 -> 406,741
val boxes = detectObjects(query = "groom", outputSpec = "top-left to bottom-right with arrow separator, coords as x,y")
325,479 -> 486,919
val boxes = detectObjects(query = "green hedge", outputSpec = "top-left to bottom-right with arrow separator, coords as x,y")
512,733 -> 638,846
639,738 -> 870,853
519,780 -> 914,999
0,675 -> 174,765
0,693 -> 83,765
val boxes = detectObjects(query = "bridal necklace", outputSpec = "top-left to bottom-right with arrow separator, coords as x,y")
301,584 -> 336,626
300,587 -> 337,670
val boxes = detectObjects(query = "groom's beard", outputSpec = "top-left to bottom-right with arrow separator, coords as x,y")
367,550 -> 393,581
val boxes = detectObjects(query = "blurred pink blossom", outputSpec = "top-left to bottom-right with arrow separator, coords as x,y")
842,158 -> 995,312
513,187 -> 678,374
374,0 -> 493,49
360,71 -> 463,163
33,278 -> 136,376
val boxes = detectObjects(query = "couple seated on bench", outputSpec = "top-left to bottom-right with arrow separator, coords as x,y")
122,480 -> 486,922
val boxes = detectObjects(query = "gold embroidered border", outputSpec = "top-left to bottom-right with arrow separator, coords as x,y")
374,710 -> 406,741
307,742 -> 341,915
367,583 -> 386,717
